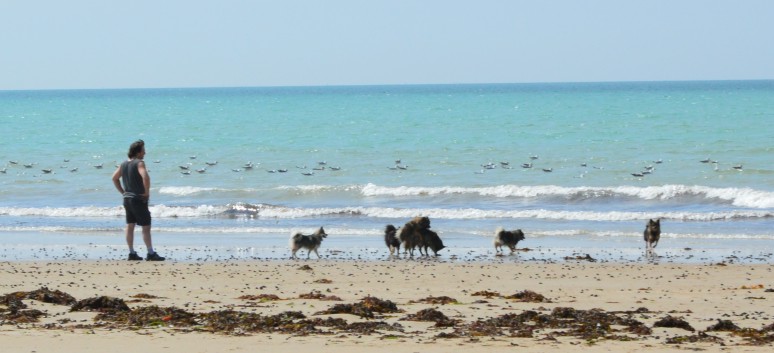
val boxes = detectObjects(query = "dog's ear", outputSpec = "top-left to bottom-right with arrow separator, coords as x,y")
655,219 -> 660,225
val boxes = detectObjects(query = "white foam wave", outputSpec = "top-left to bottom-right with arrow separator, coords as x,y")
1,204 -> 771,222
0,205 -> 228,218
360,183 -> 774,209
158,186 -> 220,196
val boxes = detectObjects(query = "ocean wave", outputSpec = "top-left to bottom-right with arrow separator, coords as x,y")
155,183 -> 774,209
1,204 -> 771,222
360,183 -> 774,209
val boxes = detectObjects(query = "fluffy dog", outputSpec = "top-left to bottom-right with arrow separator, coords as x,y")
384,224 -> 401,255
643,219 -> 661,251
494,227 -> 525,253
397,216 -> 431,256
420,229 -> 445,256
290,227 -> 327,259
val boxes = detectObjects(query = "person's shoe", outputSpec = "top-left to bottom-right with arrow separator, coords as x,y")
128,252 -> 143,261
145,252 -> 166,261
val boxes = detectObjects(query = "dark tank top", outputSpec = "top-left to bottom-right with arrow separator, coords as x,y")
121,159 -> 145,199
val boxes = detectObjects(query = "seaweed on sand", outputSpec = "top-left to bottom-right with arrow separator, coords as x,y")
96,305 -> 197,327
408,296 -> 458,305
71,296 -> 130,313
1,287 -> 76,307
314,296 -> 402,319
653,315 -> 695,332
503,290 -> 551,303
401,308 -> 458,327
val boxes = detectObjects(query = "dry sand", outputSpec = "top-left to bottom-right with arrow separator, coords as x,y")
2,259 -> 773,352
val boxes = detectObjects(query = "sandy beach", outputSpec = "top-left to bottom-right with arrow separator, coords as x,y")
2,259 -> 773,352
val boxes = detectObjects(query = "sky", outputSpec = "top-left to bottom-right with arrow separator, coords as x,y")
1,0 -> 773,90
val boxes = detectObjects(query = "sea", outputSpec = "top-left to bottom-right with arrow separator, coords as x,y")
1,81 -> 773,263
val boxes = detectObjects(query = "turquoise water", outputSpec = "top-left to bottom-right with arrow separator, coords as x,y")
1,81 -> 773,261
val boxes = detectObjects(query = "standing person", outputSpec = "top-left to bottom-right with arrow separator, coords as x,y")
111,139 -> 165,261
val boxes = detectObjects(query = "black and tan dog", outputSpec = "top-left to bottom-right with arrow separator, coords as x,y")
643,219 -> 661,252
493,227 -> 525,253
387,216 -> 431,256
290,227 -> 327,259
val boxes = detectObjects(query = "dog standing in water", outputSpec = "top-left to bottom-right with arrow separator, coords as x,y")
643,219 -> 661,252
384,224 -> 401,256
493,227 -> 525,254
290,227 -> 327,259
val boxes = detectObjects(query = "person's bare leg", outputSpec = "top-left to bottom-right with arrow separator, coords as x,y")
126,223 -> 136,252
141,225 -> 153,253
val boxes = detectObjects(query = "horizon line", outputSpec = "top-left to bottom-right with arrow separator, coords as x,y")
2,78 -> 773,93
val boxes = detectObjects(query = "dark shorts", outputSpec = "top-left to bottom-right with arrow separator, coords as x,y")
123,198 -> 151,226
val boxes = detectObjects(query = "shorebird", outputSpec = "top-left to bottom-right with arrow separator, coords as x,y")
277,169 -> 288,173
41,169 -> 52,174
329,166 -> 341,171
93,163 -> 103,169
196,168 -> 206,173
70,167 -> 78,172
631,172 -> 645,177
179,165 -> 190,170
243,162 -> 254,169
181,170 -> 191,175
205,161 -> 218,166
301,171 -> 314,176
542,168 -> 553,172
530,155 -> 539,160
521,163 -> 533,169
733,164 -> 743,170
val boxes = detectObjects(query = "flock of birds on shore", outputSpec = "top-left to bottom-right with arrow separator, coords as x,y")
0,155 -> 746,179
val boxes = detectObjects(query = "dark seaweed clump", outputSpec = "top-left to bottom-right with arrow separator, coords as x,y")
314,296 -> 402,319
298,291 -> 342,301
503,290 -> 551,303
238,294 -> 281,302
1,287 -> 76,307
71,296 -> 130,313
446,307 -> 650,341
408,296 -> 458,305
96,305 -> 197,327
653,315 -> 695,332
401,308 -> 457,327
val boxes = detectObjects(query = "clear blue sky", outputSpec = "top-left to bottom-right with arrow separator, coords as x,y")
1,0 -> 773,90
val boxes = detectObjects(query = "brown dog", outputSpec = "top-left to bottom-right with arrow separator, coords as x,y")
396,216 -> 431,256
644,219 -> 661,252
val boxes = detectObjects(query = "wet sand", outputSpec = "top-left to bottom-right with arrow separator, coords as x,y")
2,259 -> 774,352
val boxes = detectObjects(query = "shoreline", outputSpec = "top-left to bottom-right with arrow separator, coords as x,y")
2,229 -> 774,265
2,260 -> 774,352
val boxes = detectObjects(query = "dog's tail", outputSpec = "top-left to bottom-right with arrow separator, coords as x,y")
494,226 -> 504,237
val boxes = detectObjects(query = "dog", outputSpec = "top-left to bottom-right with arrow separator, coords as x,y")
420,228 -> 445,256
494,227 -> 525,253
396,216 -> 431,256
384,224 -> 401,256
290,227 -> 327,259
643,219 -> 661,251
